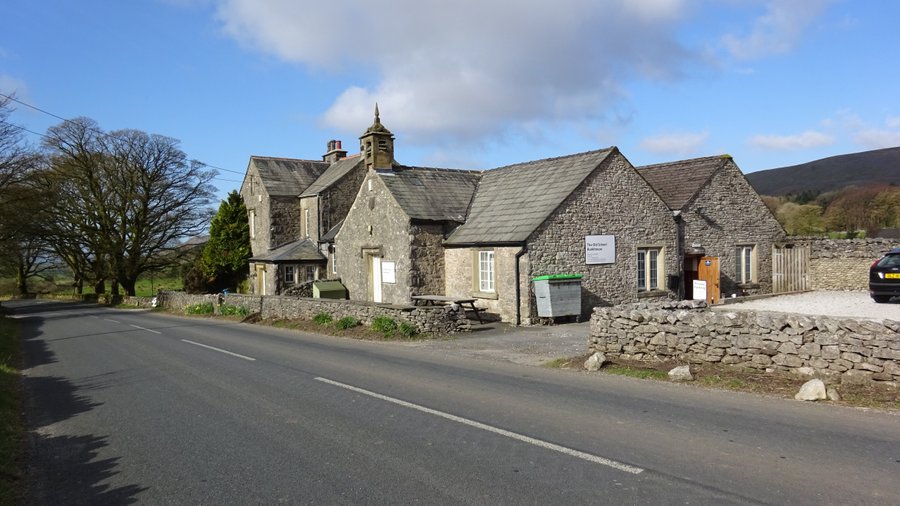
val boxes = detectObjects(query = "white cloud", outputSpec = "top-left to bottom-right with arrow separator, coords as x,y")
749,131 -> 833,150
853,128 -> 900,149
827,112 -> 900,150
0,75 -> 29,99
722,0 -> 831,60
639,131 -> 709,156
213,0 -> 697,145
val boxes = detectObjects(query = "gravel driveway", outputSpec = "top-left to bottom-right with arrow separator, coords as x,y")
716,291 -> 900,322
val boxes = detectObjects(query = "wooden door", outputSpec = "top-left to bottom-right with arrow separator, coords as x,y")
698,256 -> 720,305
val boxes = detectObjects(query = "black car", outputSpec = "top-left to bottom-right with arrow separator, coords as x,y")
869,247 -> 900,303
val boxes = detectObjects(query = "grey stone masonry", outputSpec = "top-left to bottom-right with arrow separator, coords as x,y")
794,237 -> 899,291
589,300 -> 900,384
158,291 -> 472,334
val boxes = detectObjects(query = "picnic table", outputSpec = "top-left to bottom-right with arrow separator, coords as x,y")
411,295 -> 484,323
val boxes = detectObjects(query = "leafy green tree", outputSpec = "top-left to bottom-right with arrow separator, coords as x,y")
776,202 -> 825,236
200,191 -> 251,292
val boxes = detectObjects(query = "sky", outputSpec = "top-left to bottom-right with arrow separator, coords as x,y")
2,0 -> 899,203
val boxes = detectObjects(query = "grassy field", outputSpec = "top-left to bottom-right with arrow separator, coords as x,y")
0,274 -> 183,298
0,314 -> 23,504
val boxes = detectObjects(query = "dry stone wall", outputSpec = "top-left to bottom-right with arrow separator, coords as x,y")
590,301 -> 900,384
157,291 -> 470,334
796,237 -> 899,291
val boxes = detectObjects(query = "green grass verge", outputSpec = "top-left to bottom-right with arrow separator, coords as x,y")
0,315 -> 24,504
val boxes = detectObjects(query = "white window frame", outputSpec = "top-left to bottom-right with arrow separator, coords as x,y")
304,208 -> 310,238
284,265 -> 295,284
249,210 -> 256,239
736,245 -> 756,284
637,247 -> 663,292
478,250 -> 495,293
332,247 -> 337,274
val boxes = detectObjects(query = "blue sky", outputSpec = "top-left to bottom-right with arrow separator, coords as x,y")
2,0 -> 899,202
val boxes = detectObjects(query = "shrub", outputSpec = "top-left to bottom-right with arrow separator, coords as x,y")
371,316 -> 397,336
219,304 -> 248,316
398,322 -> 417,339
313,312 -> 333,325
336,316 -> 361,330
185,302 -> 214,315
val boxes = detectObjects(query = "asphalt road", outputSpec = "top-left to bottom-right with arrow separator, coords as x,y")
9,299 -> 900,505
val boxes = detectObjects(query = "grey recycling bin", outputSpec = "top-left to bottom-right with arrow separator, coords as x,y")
533,274 -> 583,318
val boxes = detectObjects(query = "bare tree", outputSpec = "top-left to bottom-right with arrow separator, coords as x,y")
43,118 -> 217,296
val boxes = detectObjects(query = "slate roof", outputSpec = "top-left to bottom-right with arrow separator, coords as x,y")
445,149 -> 615,245
299,155 -> 363,197
249,156 -> 329,197
321,220 -> 343,242
380,166 -> 481,222
251,238 -> 325,263
636,156 -> 728,211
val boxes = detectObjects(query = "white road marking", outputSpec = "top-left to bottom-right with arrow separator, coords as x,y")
130,324 -> 161,334
181,339 -> 256,361
104,319 -> 120,323
315,377 -> 644,475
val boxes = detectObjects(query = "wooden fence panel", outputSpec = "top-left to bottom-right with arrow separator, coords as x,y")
772,244 -> 810,293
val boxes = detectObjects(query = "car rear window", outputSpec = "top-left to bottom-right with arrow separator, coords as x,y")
876,254 -> 900,268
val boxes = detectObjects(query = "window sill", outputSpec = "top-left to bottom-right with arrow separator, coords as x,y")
472,291 -> 498,300
636,290 -> 668,298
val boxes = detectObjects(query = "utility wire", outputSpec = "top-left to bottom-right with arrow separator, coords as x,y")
0,92 -> 247,176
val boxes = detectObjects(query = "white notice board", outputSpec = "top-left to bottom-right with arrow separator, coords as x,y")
692,280 -> 707,301
585,235 -> 615,264
381,261 -> 396,284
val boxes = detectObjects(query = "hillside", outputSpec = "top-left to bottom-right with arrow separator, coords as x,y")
746,146 -> 900,196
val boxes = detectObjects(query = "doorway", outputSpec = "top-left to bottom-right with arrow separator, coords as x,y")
367,254 -> 382,303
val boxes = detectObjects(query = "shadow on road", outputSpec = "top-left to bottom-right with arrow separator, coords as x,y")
15,301 -> 148,504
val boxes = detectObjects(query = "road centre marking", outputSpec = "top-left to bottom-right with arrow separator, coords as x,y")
104,319 -> 120,323
315,377 -> 644,475
181,339 -> 256,361
130,324 -> 161,334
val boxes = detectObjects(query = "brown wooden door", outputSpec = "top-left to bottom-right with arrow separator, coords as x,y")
698,256 -> 720,305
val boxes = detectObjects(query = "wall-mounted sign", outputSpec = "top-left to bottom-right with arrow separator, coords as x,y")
692,280 -> 707,301
381,261 -> 396,284
585,235 -> 615,264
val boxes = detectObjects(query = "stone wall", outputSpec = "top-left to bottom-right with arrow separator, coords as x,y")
527,151 -> 678,320
157,291 -> 471,334
410,222 -> 446,296
320,162 -> 365,239
589,301 -> 900,384
791,237 -> 899,291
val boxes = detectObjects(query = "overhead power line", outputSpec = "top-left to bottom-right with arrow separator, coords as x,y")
0,92 -> 247,177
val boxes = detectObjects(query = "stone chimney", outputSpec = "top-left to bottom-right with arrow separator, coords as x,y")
322,139 -> 347,164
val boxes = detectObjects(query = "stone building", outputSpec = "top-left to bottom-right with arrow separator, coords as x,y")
334,110 -> 481,303
239,141 -> 365,294
443,148 -> 677,324
637,155 -> 786,300
335,111 -> 681,323
244,109 -> 784,324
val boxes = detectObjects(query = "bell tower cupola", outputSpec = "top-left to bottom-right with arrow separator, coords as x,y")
359,104 -> 394,171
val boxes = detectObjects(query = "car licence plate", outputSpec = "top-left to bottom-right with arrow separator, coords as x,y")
886,273 -> 900,279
